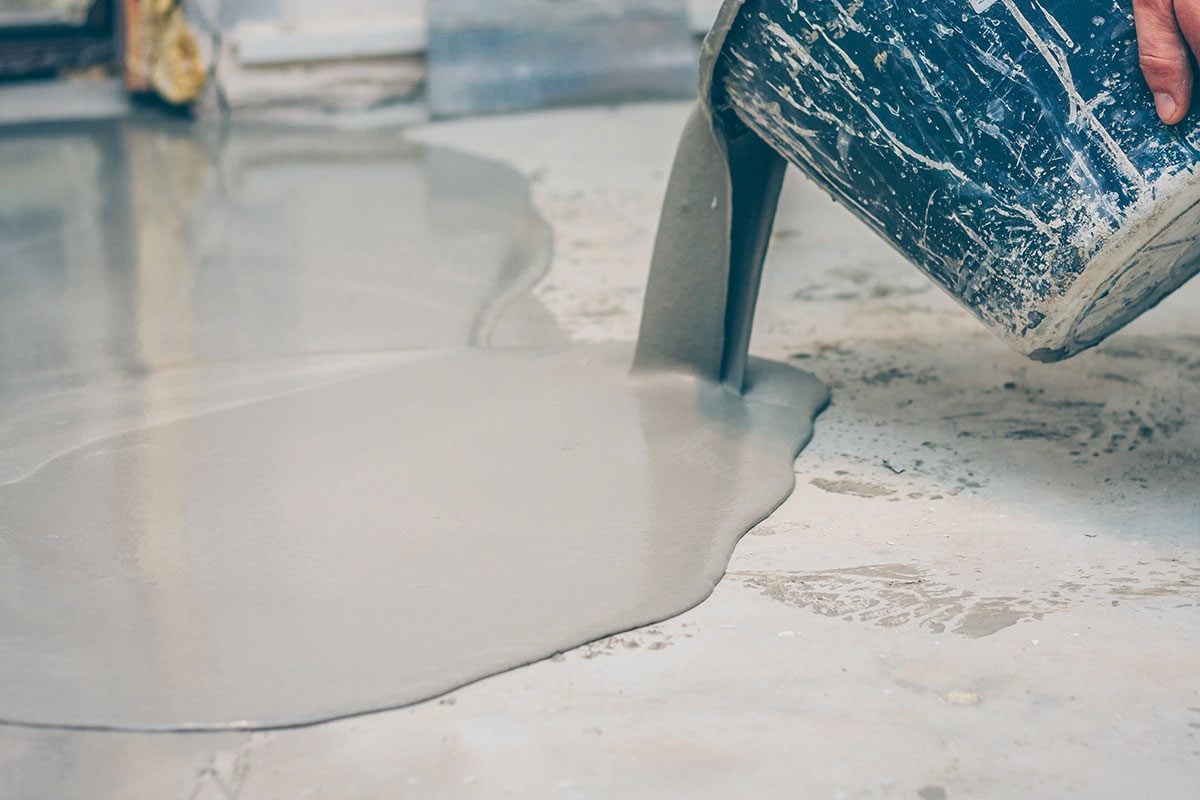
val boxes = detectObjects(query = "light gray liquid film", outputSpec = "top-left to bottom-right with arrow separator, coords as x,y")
0,120 -> 560,488
0,118 -> 826,731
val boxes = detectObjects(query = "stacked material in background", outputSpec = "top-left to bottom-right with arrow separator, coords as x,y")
427,0 -> 698,118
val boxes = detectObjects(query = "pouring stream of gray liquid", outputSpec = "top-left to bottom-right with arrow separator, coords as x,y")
0,71 -> 826,730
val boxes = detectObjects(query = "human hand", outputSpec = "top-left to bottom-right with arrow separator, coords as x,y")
1135,0 -> 1200,124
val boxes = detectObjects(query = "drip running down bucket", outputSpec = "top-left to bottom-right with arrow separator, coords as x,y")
710,0 -> 1200,361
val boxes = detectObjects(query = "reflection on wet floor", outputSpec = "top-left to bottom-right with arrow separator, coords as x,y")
0,119 -> 560,484
0,117 -> 825,732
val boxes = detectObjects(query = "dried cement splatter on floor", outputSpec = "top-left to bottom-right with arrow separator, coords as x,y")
0,118 -> 826,730
731,558 -> 1200,637
732,565 -> 1059,637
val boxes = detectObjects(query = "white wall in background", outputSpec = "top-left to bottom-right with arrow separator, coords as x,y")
688,0 -> 723,31
228,0 -> 721,66
236,0 -> 425,65
278,0 -> 425,34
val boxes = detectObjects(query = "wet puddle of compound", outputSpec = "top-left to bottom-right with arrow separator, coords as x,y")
0,117 -> 824,731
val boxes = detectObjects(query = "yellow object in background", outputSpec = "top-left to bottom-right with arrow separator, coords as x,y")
125,0 -> 206,105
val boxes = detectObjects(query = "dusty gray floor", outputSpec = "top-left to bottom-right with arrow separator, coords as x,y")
3,102 -> 1199,798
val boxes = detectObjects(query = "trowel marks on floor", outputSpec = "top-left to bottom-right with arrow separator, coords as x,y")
0,118 -> 825,731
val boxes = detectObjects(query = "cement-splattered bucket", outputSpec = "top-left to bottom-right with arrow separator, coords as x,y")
712,0 -> 1200,361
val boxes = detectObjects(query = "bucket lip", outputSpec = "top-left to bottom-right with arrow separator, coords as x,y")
1018,164 -> 1200,358
698,0 -> 747,112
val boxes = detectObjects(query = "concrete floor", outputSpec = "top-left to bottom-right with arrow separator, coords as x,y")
4,101 -> 1200,798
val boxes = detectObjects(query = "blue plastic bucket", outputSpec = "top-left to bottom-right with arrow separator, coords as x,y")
715,0 -> 1200,360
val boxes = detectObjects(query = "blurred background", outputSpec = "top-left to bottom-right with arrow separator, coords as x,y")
0,0 -> 723,123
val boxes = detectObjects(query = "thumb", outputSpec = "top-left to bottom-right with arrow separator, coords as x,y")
1134,0 -> 1194,124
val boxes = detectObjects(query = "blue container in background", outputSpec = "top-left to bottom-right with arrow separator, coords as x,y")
715,0 -> 1200,360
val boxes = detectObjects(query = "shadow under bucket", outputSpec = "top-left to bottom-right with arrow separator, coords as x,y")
714,0 -> 1200,361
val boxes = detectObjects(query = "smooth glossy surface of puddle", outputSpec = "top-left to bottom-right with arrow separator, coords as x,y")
0,118 -> 825,731
1,119 -> 560,488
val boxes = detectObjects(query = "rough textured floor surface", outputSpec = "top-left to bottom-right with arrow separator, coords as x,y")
2,102 -> 1199,798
